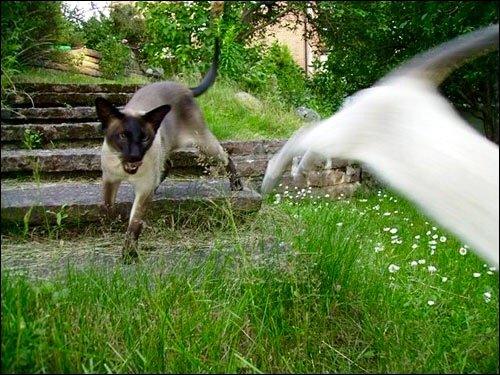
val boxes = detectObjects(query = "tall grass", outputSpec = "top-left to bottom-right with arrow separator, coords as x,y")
2,66 -> 497,373
2,189 -> 498,373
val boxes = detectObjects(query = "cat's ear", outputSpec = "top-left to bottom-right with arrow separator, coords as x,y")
143,104 -> 171,132
95,97 -> 125,130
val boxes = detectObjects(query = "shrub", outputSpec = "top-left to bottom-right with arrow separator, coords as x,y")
137,1 -> 215,75
79,12 -> 132,79
261,43 -> 308,104
1,1 -> 68,71
96,38 -> 131,79
1,1 -> 79,106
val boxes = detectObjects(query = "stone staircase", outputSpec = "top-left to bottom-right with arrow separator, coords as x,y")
1,83 -> 264,228
1,83 -> 363,229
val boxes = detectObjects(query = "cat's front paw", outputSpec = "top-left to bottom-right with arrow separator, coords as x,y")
100,204 -> 124,221
230,177 -> 244,191
122,236 -> 140,264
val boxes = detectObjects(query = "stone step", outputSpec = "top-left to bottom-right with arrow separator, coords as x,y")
1,122 -> 102,143
0,146 -> 278,178
1,107 -> 99,124
7,92 -> 133,107
3,83 -> 144,112
1,123 -> 286,155
11,83 -> 145,94
0,82 -> 365,209
0,143 -> 351,177
1,178 -> 262,227
0,147 -> 361,197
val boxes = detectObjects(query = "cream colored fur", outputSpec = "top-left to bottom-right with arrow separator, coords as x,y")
262,25 -> 499,267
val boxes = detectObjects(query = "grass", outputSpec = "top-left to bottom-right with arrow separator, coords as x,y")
2,188 -> 498,373
199,79 -> 304,140
10,67 -> 153,85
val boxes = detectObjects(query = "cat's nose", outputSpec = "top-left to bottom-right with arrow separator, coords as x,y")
128,145 -> 143,162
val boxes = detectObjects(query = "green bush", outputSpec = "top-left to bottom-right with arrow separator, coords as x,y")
218,26 -> 268,92
1,1 -> 78,105
79,12 -> 132,79
1,1 -> 67,71
1,1 -> 328,114
96,38 -> 131,79
261,43 -> 308,104
137,1 -> 215,75
109,4 -> 146,49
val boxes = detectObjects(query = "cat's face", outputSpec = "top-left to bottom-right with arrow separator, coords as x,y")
95,97 -> 170,174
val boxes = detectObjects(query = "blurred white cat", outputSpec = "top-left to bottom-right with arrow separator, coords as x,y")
262,24 -> 499,267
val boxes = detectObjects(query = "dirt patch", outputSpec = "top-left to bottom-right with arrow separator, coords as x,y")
1,227 -> 291,281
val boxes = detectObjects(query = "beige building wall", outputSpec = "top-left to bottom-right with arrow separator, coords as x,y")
259,5 -> 323,76
265,13 -> 309,72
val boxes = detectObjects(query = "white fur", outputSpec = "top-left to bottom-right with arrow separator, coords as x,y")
262,59 -> 499,268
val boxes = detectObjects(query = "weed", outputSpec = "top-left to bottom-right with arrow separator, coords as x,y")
45,203 -> 69,238
22,207 -> 34,238
22,128 -> 43,150
16,152 -> 69,241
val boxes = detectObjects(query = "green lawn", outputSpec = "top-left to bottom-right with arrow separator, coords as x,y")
8,67 -> 153,85
2,189 -> 498,373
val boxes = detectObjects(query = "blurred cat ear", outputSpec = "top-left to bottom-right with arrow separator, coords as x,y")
95,97 -> 124,130
143,104 -> 171,132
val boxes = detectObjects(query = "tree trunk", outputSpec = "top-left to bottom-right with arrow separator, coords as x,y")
481,79 -> 499,145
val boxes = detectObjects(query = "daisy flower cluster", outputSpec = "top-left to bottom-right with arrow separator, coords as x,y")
360,190 -> 498,306
271,186 -> 498,307
273,184 -> 329,206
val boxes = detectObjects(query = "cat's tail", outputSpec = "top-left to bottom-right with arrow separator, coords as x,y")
190,37 -> 220,97
379,24 -> 499,87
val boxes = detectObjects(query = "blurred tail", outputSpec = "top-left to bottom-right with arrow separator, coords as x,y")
190,37 -> 221,97
379,24 -> 499,86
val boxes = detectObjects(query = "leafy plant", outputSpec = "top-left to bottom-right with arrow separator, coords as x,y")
77,11 -> 132,79
96,37 -> 131,79
137,1 -> 215,74
261,42 -> 308,105
1,2 -> 75,69
22,128 -> 43,150
218,25 -> 247,80
22,207 -> 34,239
306,1 -> 499,141
45,203 -> 69,237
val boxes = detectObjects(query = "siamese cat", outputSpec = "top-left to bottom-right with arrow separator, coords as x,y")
95,38 -> 242,261
262,25 -> 499,267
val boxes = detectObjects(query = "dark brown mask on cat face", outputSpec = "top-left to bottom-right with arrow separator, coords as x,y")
95,97 -> 171,174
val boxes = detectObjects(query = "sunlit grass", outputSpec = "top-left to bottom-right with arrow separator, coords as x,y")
2,67 -> 498,372
2,188 -> 498,374
198,79 -> 304,140
11,67 -> 152,85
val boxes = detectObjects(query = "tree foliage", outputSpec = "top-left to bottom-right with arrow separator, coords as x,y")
134,1 -> 308,99
305,1 -> 499,142
1,1 -> 68,71
77,8 -> 133,79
